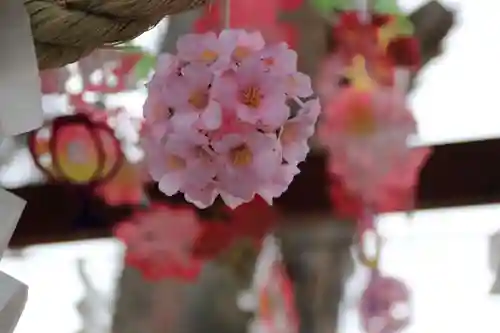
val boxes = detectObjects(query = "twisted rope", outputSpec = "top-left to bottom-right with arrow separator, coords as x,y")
26,0 -> 207,69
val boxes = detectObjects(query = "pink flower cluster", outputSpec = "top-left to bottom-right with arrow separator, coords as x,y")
142,29 -> 319,209
319,86 -> 429,207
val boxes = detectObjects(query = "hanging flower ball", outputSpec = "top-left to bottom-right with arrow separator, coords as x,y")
142,29 -> 320,209
114,204 -> 204,281
359,275 -> 411,333
318,85 -> 418,204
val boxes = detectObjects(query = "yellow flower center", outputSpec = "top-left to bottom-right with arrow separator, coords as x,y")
346,103 -> 376,136
240,86 -> 262,108
166,154 -> 186,170
188,90 -> 209,110
200,49 -> 218,62
345,55 -> 375,91
229,144 -> 253,166
378,20 -> 399,50
233,46 -> 252,61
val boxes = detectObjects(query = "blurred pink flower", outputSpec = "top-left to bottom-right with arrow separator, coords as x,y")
212,56 -> 289,127
320,87 -> 417,202
316,55 -> 348,103
164,63 -> 222,130
213,132 -> 281,205
359,275 -> 411,333
114,204 -> 203,281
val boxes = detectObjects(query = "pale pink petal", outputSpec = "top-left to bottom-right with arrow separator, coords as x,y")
159,171 -> 184,195
184,183 -> 218,209
199,100 -> 222,130
288,72 -> 313,98
283,140 -> 309,164
220,190 -> 251,209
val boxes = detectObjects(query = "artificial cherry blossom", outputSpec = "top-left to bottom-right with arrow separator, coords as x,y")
142,29 -> 320,208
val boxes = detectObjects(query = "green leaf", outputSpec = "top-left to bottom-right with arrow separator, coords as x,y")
394,15 -> 414,35
373,0 -> 402,14
311,0 -> 354,13
134,53 -> 156,81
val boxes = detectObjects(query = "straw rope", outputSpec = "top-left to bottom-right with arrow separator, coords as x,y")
26,0 -> 207,69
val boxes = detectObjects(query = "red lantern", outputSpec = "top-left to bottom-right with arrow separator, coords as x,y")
28,113 -> 123,185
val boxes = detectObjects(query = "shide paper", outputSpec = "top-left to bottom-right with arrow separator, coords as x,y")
0,0 -> 44,329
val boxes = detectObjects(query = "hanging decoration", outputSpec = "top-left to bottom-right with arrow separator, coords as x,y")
356,215 -> 412,333
193,0 -> 302,49
28,113 -> 123,185
114,203 -> 204,282
141,0 -> 320,209
317,0 -> 430,219
238,234 -> 299,333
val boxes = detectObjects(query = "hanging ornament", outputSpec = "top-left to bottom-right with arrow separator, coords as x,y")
142,2 -> 320,209
114,203 -> 204,281
355,211 -> 412,333
28,114 -> 123,185
238,234 -> 299,333
359,274 -> 411,333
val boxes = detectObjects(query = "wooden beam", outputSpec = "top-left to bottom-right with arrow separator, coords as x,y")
7,138 -> 500,247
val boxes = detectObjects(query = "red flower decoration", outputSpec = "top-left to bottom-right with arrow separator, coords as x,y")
114,204 -> 204,281
330,148 -> 431,218
387,37 -> 421,71
192,196 -> 278,260
193,0 -> 298,48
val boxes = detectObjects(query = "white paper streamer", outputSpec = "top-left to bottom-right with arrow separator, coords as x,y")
489,231 -> 500,294
0,189 -> 28,333
76,259 -> 112,333
0,0 -> 44,328
0,0 -> 43,136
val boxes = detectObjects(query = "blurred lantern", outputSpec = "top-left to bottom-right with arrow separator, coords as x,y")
28,113 -> 123,185
359,274 -> 411,333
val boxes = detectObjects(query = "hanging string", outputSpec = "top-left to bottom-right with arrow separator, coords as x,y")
223,0 -> 231,29
357,205 -> 382,277
355,0 -> 371,23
